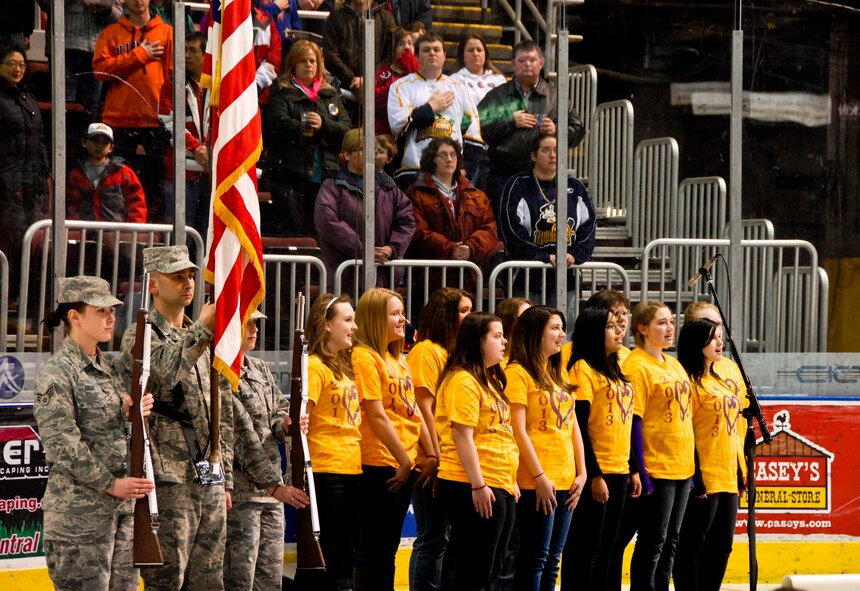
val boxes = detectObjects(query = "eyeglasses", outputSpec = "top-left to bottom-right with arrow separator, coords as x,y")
435,152 -> 457,161
2,61 -> 26,70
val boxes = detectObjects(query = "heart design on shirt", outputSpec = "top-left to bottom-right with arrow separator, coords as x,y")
722,393 -> 740,435
675,380 -> 692,421
342,385 -> 360,426
398,375 -> 417,417
550,387 -> 573,428
615,382 -> 635,423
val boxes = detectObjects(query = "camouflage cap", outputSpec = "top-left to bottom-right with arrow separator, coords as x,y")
143,245 -> 199,274
57,276 -> 123,307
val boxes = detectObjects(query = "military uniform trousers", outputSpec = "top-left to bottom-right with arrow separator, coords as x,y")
141,481 -> 227,591
224,499 -> 286,590
43,510 -> 137,591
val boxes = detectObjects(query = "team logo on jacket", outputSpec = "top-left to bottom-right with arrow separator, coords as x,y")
532,203 -> 573,248
415,117 -> 454,142
328,103 -> 339,117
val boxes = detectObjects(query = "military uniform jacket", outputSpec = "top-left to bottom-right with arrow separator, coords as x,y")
227,355 -> 290,504
119,307 -> 233,486
34,337 -> 132,515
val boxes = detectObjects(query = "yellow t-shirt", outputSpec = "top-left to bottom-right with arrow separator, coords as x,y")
407,340 -> 448,397
569,359 -> 633,475
352,347 -> 421,468
436,370 -> 518,495
713,356 -> 748,478
504,363 -> 577,490
562,341 -> 632,373
306,355 -> 362,475
624,348 -> 695,480
691,373 -> 745,494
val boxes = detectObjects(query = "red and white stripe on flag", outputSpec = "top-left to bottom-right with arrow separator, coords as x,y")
202,0 -> 264,391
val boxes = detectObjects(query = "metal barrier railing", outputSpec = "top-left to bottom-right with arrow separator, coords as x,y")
16,220 -> 205,352
0,249 -> 7,353
569,65 -> 597,182
487,260 -> 631,318
640,238 -> 823,352
334,259 -> 484,322
675,176 -> 727,297
632,137 -> 679,248
588,100 -> 634,221
258,254 -> 327,353
725,218 -> 776,240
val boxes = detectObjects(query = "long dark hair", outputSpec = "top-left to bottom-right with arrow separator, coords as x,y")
456,33 -> 501,75
438,312 -> 507,402
569,307 -> 628,383
416,287 -> 472,352
677,318 -> 719,385
495,297 -> 531,339
507,306 -> 573,394
419,137 -> 463,179
43,302 -> 87,331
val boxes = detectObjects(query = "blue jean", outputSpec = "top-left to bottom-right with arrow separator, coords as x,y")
514,489 -> 574,591
562,473 -> 629,591
630,478 -> 691,591
672,491 -> 738,591
410,482 -> 451,591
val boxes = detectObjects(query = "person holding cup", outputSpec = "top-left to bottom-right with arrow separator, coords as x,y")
264,40 -> 351,237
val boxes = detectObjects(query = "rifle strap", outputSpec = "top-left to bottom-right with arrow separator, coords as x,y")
149,322 -> 205,465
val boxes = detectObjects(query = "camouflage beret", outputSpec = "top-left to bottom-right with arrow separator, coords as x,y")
57,276 -> 123,307
143,245 -> 199,274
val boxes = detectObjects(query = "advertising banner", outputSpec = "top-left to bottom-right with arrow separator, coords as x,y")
0,422 -> 47,559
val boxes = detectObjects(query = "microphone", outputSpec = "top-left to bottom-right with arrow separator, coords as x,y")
688,254 -> 720,288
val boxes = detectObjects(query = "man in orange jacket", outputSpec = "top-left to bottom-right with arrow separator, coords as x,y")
93,0 -> 173,223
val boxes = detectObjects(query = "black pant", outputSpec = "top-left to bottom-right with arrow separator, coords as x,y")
672,491 -> 738,591
562,473 -> 629,591
608,494 -> 641,591
316,472 -> 361,591
438,479 -> 516,591
354,465 -> 416,591
112,127 -> 168,223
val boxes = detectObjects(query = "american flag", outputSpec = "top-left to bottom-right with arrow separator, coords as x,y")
202,0 -> 265,390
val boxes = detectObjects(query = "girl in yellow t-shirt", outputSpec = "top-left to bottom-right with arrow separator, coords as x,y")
623,301 -> 695,591
305,294 -> 362,591
506,306 -> 586,591
562,306 -> 640,591
673,319 -> 745,591
406,287 -> 472,591
352,288 -> 437,591
436,312 -> 519,591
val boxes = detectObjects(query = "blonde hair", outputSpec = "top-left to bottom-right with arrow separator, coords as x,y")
683,301 -> 719,325
306,293 -> 354,380
354,288 -> 404,358
282,40 -> 325,84
631,300 -> 669,348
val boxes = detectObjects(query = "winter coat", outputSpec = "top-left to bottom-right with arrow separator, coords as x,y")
0,80 -> 49,246
314,167 -> 415,290
264,79 -> 351,180
67,156 -> 148,223
478,77 -> 585,177
321,2 -> 395,89
93,15 -> 174,128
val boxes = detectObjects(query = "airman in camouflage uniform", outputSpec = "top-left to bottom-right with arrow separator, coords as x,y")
117,246 -> 234,591
34,276 -> 155,591
224,310 -> 308,590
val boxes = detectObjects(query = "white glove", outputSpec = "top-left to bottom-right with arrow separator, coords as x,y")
255,62 -> 278,90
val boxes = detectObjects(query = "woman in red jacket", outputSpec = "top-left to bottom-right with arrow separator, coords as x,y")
406,137 -> 501,292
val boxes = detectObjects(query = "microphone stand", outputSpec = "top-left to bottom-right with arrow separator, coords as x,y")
699,265 -> 772,591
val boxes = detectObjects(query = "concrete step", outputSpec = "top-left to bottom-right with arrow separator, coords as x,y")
433,4 -> 492,24
434,22 -> 503,44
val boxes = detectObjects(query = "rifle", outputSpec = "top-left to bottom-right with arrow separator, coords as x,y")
129,273 -> 164,566
290,293 -> 326,576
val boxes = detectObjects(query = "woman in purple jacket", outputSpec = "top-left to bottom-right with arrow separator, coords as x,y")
314,129 -> 416,295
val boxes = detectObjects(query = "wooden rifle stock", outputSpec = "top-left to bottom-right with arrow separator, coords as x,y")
290,294 -> 326,574
130,306 -> 164,566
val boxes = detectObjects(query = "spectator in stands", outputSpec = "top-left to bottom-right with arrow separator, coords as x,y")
388,0 -> 432,30
149,0 -> 196,33
0,43 -> 50,294
388,32 -> 482,190
479,41 -> 585,210
255,0 -> 300,62
93,0 -> 173,223
297,0 -> 332,39
450,34 -> 506,191
67,123 -> 148,223
498,133 -> 595,305
406,137 -> 500,292
321,0 -> 395,105
0,2 -> 36,48
375,28 -> 418,135
38,0 -> 123,118
404,20 -> 425,44
158,31 -> 210,241
264,40 -> 350,237
252,1 -> 283,105
314,129 -> 415,292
